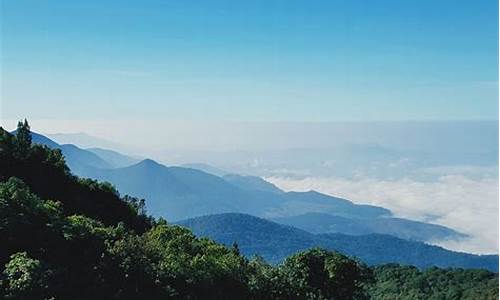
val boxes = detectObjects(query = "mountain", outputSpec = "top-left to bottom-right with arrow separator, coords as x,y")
177,213 -> 498,272
79,159 -> 282,220
28,131 -> 114,173
261,190 -> 390,220
47,132 -> 125,150
271,212 -> 466,242
29,132 -> 138,171
27,131 -> 466,243
86,147 -> 139,168
29,131 -> 60,148
223,174 -> 284,194
80,158 -> 391,222
178,213 -> 316,263
180,163 -> 229,177
3,124 -> 497,299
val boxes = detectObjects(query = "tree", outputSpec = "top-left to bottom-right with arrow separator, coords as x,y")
14,119 -> 32,160
247,256 -> 284,300
280,248 -> 371,300
2,252 -> 51,299
232,242 -> 241,256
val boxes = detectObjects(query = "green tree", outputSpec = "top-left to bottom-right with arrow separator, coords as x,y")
2,252 -> 51,299
0,177 -> 65,266
280,248 -> 371,300
247,256 -> 286,300
368,264 -> 499,300
14,119 -> 32,160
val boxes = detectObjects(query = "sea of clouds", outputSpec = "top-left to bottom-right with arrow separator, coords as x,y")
267,171 -> 498,254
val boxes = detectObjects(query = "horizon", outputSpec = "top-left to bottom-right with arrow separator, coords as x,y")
1,118 -> 498,152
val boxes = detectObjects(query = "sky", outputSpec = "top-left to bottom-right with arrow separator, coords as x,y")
1,0 -> 499,124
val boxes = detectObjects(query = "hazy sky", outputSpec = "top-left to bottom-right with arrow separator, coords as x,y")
1,0 -> 498,124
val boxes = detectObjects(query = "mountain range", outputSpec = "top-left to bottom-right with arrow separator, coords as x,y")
271,212 -> 465,241
177,213 -> 498,272
28,132 -> 466,240
24,131 -> 497,271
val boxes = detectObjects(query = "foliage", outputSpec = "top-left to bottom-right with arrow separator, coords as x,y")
278,248 -> 371,300
2,252 -> 51,300
368,264 -> 499,300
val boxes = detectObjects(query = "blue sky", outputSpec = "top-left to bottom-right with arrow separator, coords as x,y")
1,0 -> 498,122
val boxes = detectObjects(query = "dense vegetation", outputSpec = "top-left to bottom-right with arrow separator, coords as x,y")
0,121 -> 498,299
369,264 -> 499,300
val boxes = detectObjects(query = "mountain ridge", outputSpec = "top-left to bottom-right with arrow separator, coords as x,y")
272,212 -> 467,242
27,131 -> 467,244
177,213 -> 498,271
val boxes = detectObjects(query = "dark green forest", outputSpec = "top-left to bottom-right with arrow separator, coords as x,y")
0,120 -> 498,299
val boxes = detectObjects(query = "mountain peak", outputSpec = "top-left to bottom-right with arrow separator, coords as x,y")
138,158 -> 162,167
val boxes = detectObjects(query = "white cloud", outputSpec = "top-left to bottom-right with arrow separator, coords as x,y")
266,174 -> 499,254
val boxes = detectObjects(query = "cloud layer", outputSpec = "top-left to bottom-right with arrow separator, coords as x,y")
267,174 -> 498,254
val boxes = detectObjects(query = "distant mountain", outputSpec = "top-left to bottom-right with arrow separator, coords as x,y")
181,164 -> 285,194
47,132 -> 125,150
80,158 -> 391,222
177,213 -> 498,272
59,144 -> 114,173
272,212 -> 466,242
28,131 -> 114,173
29,131 -> 60,148
180,163 -> 229,177
87,147 -> 139,168
79,159 -> 281,220
223,174 -> 284,194
262,190 -> 390,220
27,131 -> 466,243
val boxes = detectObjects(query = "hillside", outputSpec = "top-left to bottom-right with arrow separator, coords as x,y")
272,212 -> 466,242
178,213 -> 498,271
